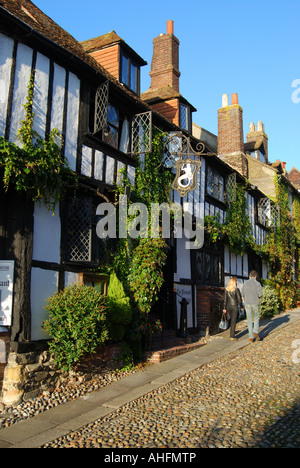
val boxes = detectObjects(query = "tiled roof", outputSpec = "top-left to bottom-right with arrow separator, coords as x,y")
1,0 -> 95,66
81,31 -> 123,53
0,1 -> 147,106
0,1 -> 190,132
288,167 -> 300,188
81,31 -> 147,66
142,86 -> 197,112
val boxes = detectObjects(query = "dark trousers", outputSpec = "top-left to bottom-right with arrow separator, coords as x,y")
227,307 -> 238,338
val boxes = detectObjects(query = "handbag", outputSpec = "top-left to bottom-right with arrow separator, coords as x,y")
219,312 -> 229,330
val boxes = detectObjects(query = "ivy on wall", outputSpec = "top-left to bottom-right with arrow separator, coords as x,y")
205,181 -> 254,256
206,173 -> 300,310
114,128 -> 172,315
0,74 -> 77,211
262,175 -> 298,309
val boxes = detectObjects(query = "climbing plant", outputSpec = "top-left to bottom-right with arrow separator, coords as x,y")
205,181 -> 254,255
114,128 -> 172,314
0,74 -> 77,211
263,175 -> 298,309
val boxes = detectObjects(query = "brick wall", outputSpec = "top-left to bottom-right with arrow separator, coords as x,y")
196,286 -> 224,334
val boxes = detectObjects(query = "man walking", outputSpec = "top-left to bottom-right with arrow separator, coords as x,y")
241,271 -> 263,342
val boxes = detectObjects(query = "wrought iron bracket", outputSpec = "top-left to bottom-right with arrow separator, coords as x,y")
163,132 -> 214,198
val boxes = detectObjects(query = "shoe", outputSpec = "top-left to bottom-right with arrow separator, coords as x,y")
249,338 -> 254,342
230,338 -> 237,341
254,333 -> 260,341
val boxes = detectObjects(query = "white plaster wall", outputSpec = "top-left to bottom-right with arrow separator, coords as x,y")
32,52 -> 50,139
176,236 -> 191,280
9,43 -> 33,145
31,268 -> 58,340
81,145 -> 92,177
65,271 -> 79,287
105,155 -> 115,184
32,202 -> 61,263
64,72 -> 80,171
50,63 -> 66,138
0,33 -> 14,137
94,150 -> 104,181
127,165 -> 135,185
116,160 -> 125,185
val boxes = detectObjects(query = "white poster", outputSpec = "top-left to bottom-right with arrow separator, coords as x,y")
174,283 -> 194,329
0,261 -> 14,326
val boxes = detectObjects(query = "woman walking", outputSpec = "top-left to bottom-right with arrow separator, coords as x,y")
223,277 -> 243,341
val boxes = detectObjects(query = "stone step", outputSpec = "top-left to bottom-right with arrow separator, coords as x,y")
145,340 -> 205,364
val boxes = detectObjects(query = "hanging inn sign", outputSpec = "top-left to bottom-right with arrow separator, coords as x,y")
163,133 -> 212,197
0,261 -> 14,327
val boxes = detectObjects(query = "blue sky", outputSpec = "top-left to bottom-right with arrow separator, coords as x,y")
33,0 -> 300,172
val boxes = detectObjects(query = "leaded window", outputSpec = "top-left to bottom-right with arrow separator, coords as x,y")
206,167 -> 225,203
180,103 -> 190,132
102,104 -> 119,149
64,197 -> 112,264
65,197 -> 93,262
131,111 -> 152,154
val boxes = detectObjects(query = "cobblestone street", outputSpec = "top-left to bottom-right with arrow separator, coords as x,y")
44,320 -> 300,449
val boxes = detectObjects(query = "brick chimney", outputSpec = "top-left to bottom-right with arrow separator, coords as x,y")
149,20 -> 181,91
218,93 -> 248,177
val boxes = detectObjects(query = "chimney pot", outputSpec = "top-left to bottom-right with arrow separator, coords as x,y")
231,93 -> 239,105
222,94 -> 229,107
257,121 -> 264,132
167,20 -> 174,34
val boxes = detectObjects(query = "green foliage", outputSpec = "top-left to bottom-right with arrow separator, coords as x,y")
0,73 -> 77,211
205,182 -> 254,255
115,129 -> 171,316
128,237 -> 168,315
106,273 -> 132,342
263,175 -> 298,310
224,182 -> 254,255
43,283 -> 108,371
205,175 -> 300,311
260,285 -> 280,318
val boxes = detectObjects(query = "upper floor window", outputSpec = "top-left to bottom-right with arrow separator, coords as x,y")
121,52 -> 140,94
206,167 -> 225,203
102,104 -> 119,149
179,103 -> 191,132
250,150 -> 265,164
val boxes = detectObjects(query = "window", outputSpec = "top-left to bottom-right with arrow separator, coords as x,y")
102,104 -> 119,149
180,103 -> 190,131
63,197 -> 113,264
193,246 -> 223,285
206,167 -> 225,202
79,273 -> 108,295
121,52 -> 139,94
250,150 -> 265,163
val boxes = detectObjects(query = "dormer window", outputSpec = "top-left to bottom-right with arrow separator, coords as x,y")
121,52 -> 140,94
180,102 -> 191,132
250,150 -> 265,164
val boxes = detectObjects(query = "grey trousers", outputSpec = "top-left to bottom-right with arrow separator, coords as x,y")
245,304 -> 260,339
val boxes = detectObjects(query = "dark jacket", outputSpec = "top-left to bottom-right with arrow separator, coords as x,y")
224,288 -> 242,311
